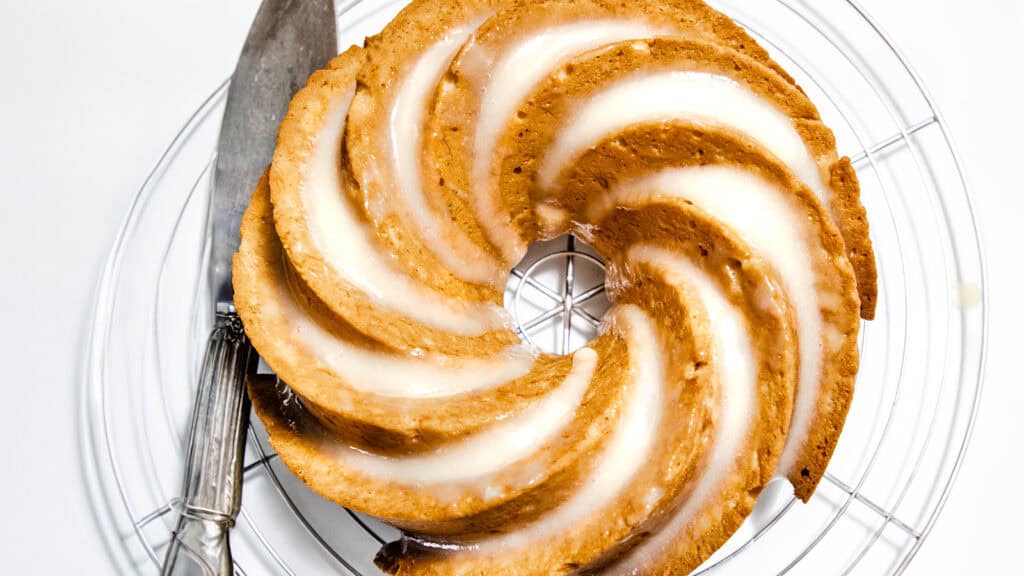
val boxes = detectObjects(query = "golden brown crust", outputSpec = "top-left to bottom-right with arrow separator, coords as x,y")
269,45 -> 517,355
345,0 -> 508,294
490,36 -> 876,319
426,0 -> 803,265
247,342 -> 632,535
831,155 -> 877,318
239,180 -> 589,455
560,121 -> 860,500
581,201 -> 797,575
425,0 -> 806,258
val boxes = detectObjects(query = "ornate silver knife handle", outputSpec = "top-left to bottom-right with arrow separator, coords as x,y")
162,312 -> 255,576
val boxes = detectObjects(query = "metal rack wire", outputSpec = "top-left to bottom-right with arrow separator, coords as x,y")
82,0 -> 988,574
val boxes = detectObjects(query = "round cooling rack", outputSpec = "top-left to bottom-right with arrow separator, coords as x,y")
82,0 -> 988,574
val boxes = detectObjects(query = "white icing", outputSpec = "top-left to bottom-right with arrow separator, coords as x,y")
539,72 -> 829,208
267,254 -> 535,398
298,321 -> 535,399
304,90 -> 509,335
612,244 -> 755,574
958,282 -> 982,309
390,27 -> 505,285
472,21 -> 661,264
339,348 -> 597,485
471,304 -> 663,552
603,166 -> 823,475
534,203 -> 569,238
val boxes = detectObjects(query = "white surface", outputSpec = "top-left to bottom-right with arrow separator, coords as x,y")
0,0 -> 1018,573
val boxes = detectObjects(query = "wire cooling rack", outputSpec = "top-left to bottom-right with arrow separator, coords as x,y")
82,0 -> 988,574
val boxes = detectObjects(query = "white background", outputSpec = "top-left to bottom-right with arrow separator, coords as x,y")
0,0 -> 1019,573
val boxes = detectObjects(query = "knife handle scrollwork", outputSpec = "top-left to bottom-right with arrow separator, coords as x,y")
162,312 -> 255,576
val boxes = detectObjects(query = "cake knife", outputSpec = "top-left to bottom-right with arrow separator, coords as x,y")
161,1 -> 336,574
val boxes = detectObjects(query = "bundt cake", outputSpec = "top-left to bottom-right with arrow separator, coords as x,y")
232,0 -> 876,573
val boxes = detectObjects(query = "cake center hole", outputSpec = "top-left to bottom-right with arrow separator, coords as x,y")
505,235 -> 611,355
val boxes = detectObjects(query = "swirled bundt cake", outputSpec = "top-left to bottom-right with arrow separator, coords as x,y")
232,0 -> 876,573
